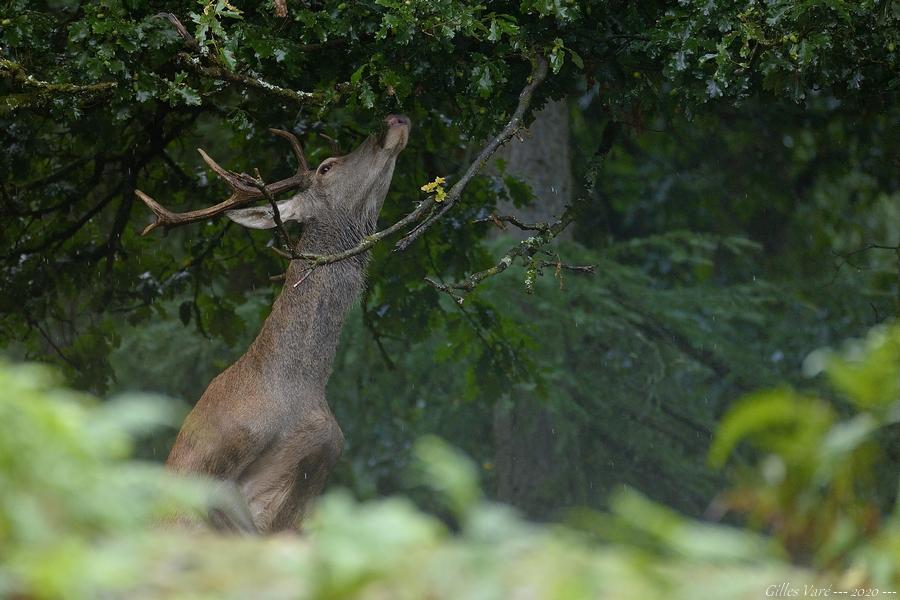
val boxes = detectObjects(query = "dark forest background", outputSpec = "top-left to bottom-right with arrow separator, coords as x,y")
1,0 -> 898,597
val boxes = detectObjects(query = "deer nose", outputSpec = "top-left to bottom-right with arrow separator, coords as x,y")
385,114 -> 410,128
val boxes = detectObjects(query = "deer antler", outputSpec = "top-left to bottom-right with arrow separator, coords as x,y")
135,128 -> 310,235
318,132 -> 340,156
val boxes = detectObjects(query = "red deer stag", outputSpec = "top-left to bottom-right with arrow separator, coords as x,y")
136,115 -> 411,533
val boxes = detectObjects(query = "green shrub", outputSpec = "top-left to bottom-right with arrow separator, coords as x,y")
710,322 -> 900,582
4,323 -> 900,598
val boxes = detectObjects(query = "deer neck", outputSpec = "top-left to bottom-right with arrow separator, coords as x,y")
244,214 -> 373,393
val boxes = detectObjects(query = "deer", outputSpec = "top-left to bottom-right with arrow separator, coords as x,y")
135,115 -> 411,533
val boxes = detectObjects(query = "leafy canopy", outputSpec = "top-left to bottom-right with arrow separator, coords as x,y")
2,0 -> 897,390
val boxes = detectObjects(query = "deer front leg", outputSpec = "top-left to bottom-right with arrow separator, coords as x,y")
166,403 -> 273,533
239,410 -> 344,533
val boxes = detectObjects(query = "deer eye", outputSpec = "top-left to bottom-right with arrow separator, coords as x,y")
318,161 -> 335,176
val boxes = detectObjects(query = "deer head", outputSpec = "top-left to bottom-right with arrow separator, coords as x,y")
135,115 -> 411,238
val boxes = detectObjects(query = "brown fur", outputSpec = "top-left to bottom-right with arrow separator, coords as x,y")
166,116 -> 411,533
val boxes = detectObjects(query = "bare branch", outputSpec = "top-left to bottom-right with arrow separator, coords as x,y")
840,243 -> 900,256
425,206 -> 594,302
15,157 -> 91,192
155,12 -> 196,47
539,260 -> 595,274
271,246 -> 294,260
273,198 -> 429,267
292,266 -> 317,288
424,277 -> 465,305
472,213 -> 551,232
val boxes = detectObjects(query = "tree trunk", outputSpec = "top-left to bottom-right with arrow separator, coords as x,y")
494,99 -> 572,237
492,99 -> 572,518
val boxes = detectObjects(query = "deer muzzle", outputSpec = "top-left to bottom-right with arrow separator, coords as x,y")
381,114 -> 411,151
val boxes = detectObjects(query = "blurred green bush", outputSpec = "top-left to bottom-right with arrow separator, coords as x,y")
2,324 -> 898,599
709,322 -> 900,583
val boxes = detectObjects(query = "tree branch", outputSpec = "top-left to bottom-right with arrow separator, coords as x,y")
472,213 -> 552,231
24,313 -> 82,372
0,58 -> 117,95
154,13 -> 335,106
0,58 -> 117,114
15,157 -> 91,192
425,207 -> 594,303
423,118 -> 621,301
176,52 -> 333,106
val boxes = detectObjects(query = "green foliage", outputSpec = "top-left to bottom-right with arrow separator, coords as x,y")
0,361 -> 208,598
649,0 -> 899,108
2,0 -> 897,394
412,436 -> 482,518
330,217 -> 892,514
1,3 -> 898,594
710,323 -> 900,574
98,218 -> 894,521
2,358 -> 866,599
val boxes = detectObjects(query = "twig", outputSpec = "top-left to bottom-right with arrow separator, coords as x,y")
841,243 -> 900,256
319,132 -> 340,155
24,313 -> 81,371
473,213 -> 552,232
424,119 -> 620,302
156,12 -> 197,47
289,199 -> 433,266
540,258 -> 595,290
250,168 -> 298,257
425,207 -> 594,302
424,277 -> 465,304
292,266 -> 317,288
539,260 -> 595,274
829,242 -> 900,279
270,246 -> 294,259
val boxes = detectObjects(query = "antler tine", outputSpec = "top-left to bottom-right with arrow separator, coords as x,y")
196,148 -> 257,190
136,134 -> 312,235
135,190 -> 175,236
319,132 -> 340,156
269,128 -> 309,173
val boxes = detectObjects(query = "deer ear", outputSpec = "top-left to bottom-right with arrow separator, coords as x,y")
226,199 -> 302,229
